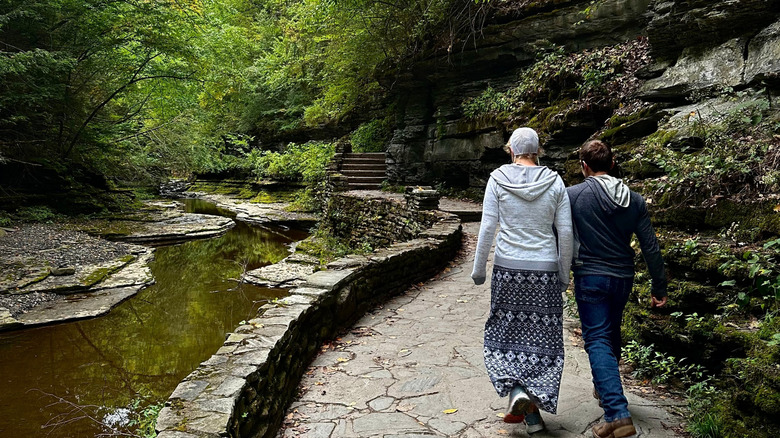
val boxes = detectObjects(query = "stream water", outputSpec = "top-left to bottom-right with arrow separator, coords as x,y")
0,200 -> 309,437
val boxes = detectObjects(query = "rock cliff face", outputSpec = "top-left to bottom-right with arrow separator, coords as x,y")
384,0 -> 780,187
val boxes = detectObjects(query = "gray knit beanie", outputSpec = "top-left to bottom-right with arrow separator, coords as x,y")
509,127 -> 539,155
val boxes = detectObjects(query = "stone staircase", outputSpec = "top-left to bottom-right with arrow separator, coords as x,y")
340,152 -> 386,190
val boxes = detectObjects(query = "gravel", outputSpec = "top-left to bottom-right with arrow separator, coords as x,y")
0,224 -> 137,318
0,291 -> 61,317
0,224 -> 135,268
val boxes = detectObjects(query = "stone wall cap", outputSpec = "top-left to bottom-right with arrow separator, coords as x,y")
279,294 -> 314,306
169,380 -> 209,402
305,268 -> 357,289
156,431 -> 204,438
290,286 -> 330,297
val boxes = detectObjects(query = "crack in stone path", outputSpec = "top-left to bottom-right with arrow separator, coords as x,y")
278,223 -> 684,437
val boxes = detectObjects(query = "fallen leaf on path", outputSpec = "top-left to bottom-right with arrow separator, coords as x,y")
337,357 -> 349,362
497,429 -> 509,435
442,408 -> 458,414
497,413 -> 505,418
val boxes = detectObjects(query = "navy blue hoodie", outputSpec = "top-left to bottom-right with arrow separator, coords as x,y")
567,176 -> 667,298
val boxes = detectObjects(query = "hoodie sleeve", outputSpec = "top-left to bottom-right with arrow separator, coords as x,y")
555,181 -> 573,290
472,177 -> 499,285
634,196 -> 668,298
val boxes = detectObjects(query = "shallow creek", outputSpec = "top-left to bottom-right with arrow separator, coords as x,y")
0,199 -> 309,437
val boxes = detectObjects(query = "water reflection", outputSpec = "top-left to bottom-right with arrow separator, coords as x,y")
0,209 -> 308,437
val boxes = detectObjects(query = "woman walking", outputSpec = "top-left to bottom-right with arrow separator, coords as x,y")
471,127 -> 573,433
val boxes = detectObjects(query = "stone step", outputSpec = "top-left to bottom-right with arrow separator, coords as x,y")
341,170 -> 386,177
347,176 -> 385,184
343,152 -> 386,159
342,158 -> 386,166
348,182 -> 383,190
341,163 -> 386,171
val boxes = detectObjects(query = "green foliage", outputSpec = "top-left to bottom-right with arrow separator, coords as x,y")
2,0 -> 484,191
642,93 -> 779,203
295,227 -> 354,266
718,248 -> 780,315
0,211 -> 13,226
351,118 -> 392,153
622,340 -> 708,386
686,381 -> 723,438
462,40 -> 646,124
255,141 -> 334,183
127,399 -> 164,438
461,86 -> 513,119
14,206 -> 58,223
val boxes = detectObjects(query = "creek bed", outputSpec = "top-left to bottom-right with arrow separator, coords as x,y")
0,200 -> 309,437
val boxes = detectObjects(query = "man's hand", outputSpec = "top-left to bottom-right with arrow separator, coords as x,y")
651,296 -> 667,308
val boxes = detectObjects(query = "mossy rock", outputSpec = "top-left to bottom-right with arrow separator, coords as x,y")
600,111 -> 664,146
704,199 -> 780,240
618,157 -> 665,180
652,198 -> 780,238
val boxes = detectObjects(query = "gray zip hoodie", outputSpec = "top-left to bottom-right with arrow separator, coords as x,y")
471,164 -> 573,289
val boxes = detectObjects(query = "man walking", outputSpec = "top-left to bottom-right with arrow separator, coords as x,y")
566,140 -> 668,438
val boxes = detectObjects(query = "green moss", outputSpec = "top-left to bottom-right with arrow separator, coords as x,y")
527,98 -> 574,133
119,254 -> 136,264
644,129 -> 678,149
81,267 -> 113,286
80,257 -> 132,287
704,199 -> 780,239
236,188 -> 256,199
607,108 -> 652,128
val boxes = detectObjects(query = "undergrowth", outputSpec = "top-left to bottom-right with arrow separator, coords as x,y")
461,38 -> 650,129
638,91 -> 780,205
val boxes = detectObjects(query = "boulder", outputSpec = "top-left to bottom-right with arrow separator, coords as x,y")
646,0 -> 780,61
639,38 -> 747,101
745,20 -> 780,86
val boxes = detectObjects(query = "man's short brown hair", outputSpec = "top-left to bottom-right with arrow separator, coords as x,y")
579,140 -> 613,173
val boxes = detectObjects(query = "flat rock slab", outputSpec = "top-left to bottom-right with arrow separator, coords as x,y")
244,261 -> 316,288
117,214 -> 235,245
16,286 -> 139,327
186,193 -> 318,224
277,223 -> 684,437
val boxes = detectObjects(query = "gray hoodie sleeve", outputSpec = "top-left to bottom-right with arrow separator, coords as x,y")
555,182 -> 574,290
472,177 -> 499,285
634,197 -> 668,298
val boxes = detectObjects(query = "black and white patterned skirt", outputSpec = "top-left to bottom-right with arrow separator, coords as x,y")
484,266 -> 564,414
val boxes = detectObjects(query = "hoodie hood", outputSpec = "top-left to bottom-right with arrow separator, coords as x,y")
586,175 -> 631,214
490,164 -> 559,201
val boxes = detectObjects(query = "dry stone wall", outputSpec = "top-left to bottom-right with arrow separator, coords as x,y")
155,194 -> 462,438
325,192 -> 438,249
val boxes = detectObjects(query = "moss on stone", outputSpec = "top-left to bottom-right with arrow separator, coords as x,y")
527,98 -> 574,133
80,257 -> 132,287
80,267 -> 113,287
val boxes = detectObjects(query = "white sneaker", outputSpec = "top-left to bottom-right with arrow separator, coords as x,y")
508,386 -> 532,416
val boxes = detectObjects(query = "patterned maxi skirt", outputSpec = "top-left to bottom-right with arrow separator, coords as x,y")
483,266 -> 565,414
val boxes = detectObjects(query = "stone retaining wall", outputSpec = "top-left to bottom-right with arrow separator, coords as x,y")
326,192 -> 438,249
155,196 -> 462,438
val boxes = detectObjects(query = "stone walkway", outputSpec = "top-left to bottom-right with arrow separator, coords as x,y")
277,223 -> 684,437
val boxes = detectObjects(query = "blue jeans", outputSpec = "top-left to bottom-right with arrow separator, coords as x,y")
575,275 -> 633,422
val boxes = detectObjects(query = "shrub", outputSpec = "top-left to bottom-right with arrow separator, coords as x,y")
254,141 -> 335,183
351,118 -> 391,153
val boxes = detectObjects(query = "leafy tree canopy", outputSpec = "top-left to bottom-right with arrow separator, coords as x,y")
0,0 -> 487,187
